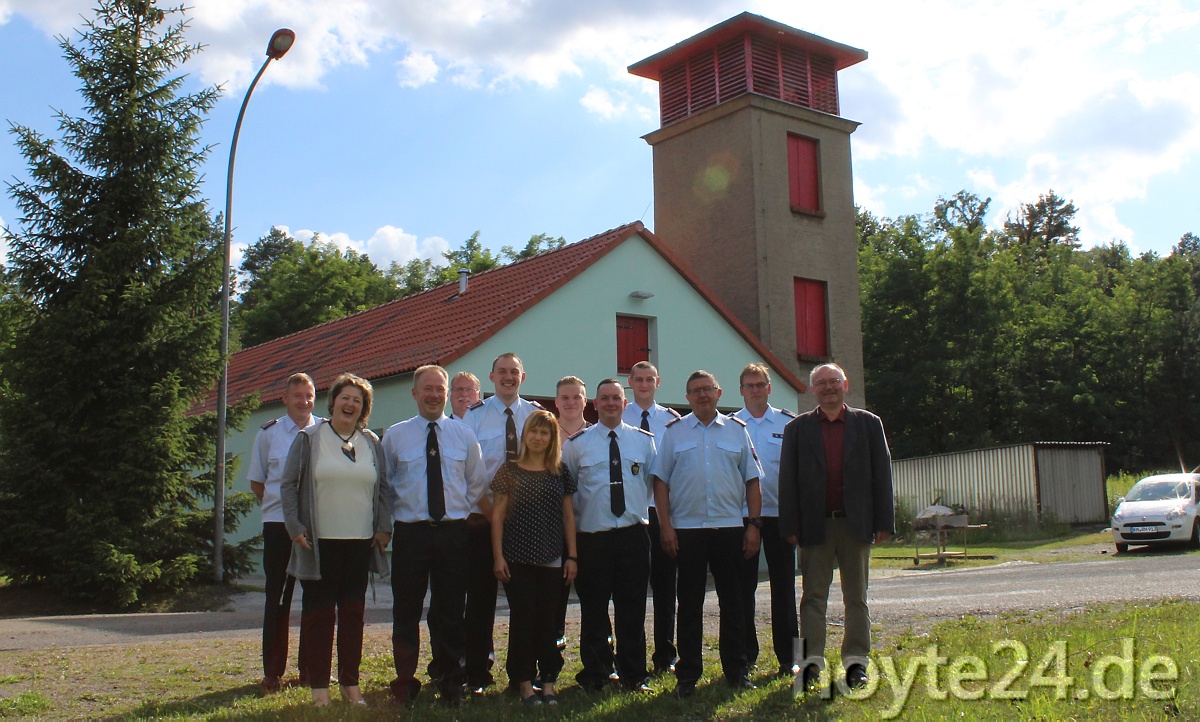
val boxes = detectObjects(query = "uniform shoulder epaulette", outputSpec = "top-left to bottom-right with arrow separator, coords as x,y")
780,408 -> 798,418
634,427 -> 654,437
467,400 -> 485,411
566,428 -> 587,441
260,418 -> 278,430
528,399 -> 545,410
727,415 -> 748,427
665,407 -> 682,418
664,416 -> 682,428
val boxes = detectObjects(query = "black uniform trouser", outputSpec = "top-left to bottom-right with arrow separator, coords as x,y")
463,512 -> 498,687
674,526 -> 747,685
574,524 -> 650,689
648,507 -> 677,668
262,522 -> 298,679
390,520 -> 468,699
738,516 -> 798,671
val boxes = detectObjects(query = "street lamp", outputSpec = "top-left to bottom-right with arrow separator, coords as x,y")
214,28 -> 295,582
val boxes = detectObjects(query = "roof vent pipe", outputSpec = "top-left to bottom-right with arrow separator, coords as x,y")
458,268 -> 469,295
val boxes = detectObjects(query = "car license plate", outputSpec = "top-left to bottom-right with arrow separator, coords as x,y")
1129,525 -> 1158,534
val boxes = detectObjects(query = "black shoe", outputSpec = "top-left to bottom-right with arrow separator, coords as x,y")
389,678 -> 420,706
622,677 -> 652,693
578,680 -> 608,693
652,661 -> 676,677
801,664 -> 821,690
674,681 -> 696,699
845,664 -> 868,689
260,676 -> 282,694
727,675 -> 756,691
778,664 -> 800,678
438,685 -> 464,706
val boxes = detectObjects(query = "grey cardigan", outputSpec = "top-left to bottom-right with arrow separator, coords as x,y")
279,420 -> 393,581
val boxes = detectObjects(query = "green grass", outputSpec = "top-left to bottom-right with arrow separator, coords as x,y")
1,600 -> 1195,719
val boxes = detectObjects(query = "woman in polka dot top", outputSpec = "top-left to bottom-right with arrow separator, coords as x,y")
491,410 -> 578,705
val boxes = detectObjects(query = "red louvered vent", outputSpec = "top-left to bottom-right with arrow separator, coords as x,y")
659,31 -> 841,125
716,37 -> 749,100
779,45 -> 811,108
749,35 -> 780,101
689,49 -> 719,115
659,62 -> 690,125
809,55 -> 839,115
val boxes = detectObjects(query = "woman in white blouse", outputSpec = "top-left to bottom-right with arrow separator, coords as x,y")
281,373 -> 392,707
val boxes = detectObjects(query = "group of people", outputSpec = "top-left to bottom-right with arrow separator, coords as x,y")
246,353 -> 894,707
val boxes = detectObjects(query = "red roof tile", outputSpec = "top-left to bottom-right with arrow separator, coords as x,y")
200,220 -> 805,411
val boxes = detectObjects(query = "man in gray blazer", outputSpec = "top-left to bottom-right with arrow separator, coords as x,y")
778,363 -> 894,692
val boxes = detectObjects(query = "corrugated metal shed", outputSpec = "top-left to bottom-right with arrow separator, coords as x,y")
892,442 -> 1108,524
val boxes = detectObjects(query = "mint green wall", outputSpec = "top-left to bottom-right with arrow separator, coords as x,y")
225,232 -> 802,551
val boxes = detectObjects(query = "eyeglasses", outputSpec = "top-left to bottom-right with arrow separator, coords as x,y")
812,378 -> 845,389
740,382 -> 768,390
687,385 -> 719,396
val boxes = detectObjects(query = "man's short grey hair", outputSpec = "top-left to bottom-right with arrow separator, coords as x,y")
809,362 -> 847,387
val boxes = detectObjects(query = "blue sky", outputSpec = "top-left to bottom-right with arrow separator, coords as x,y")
2,0 -> 1198,272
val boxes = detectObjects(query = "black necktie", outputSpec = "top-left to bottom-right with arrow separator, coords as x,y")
640,409 -> 650,432
609,430 -> 626,517
505,408 -> 518,461
427,422 -> 445,520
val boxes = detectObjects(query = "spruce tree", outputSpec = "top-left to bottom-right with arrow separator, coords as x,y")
0,0 -> 255,607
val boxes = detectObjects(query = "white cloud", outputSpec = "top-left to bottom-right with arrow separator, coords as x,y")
852,178 -> 888,218
580,86 -> 622,120
397,52 -> 439,87
292,224 -> 448,269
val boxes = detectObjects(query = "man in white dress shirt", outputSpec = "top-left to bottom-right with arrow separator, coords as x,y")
461,352 -> 543,693
247,372 -> 319,693
383,364 -> 486,705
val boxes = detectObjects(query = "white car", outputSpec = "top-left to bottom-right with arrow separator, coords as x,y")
1111,473 -> 1200,554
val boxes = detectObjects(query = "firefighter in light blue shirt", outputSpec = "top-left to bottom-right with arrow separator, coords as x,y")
563,378 -> 656,691
732,362 -> 799,678
621,360 -> 681,673
651,370 -> 762,698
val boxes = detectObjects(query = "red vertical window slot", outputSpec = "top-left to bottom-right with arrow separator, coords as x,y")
788,133 -> 821,213
793,277 -> 828,358
616,315 -> 650,374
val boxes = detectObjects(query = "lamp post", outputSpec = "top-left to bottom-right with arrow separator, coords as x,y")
214,28 -> 295,582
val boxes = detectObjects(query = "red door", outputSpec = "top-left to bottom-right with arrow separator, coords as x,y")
616,315 -> 650,374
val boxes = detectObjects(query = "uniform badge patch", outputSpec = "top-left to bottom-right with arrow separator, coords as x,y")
631,462 -> 640,475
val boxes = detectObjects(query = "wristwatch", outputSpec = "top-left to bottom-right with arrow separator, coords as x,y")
747,517 -> 764,529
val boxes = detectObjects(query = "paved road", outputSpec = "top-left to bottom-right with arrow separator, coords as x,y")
3,553 -> 1198,651
864,554 -> 1200,626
